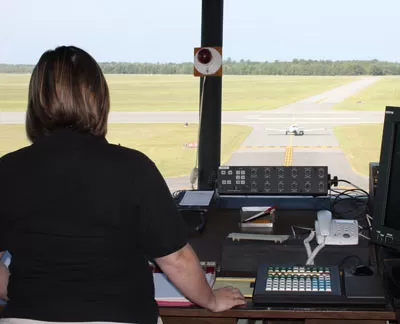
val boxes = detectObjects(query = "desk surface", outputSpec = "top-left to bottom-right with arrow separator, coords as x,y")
184,208 -> 371,271
168,207 -> 395,322
184,208 -> 241,265
160,306 -> 396,321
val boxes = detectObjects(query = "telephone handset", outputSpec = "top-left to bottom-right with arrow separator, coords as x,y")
315,210 -> 359,245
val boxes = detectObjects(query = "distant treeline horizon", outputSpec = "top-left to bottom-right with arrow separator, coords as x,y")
1,58 -> 400,75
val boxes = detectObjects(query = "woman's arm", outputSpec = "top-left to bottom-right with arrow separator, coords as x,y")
154,243 -> 246,312
0,252 -> 9,300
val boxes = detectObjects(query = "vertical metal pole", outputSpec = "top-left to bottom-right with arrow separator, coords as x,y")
198,0 -> 224,190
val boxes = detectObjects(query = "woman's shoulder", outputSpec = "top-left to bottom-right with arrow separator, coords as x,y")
0,146 -> 34,179
0,145 -> 33,164
105,143 -> 156,167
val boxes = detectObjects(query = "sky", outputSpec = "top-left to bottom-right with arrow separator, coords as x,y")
1,0 -> 400,64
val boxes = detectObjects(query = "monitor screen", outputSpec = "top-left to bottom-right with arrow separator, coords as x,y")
373,107 -> 400,248
384,123 -> 400,231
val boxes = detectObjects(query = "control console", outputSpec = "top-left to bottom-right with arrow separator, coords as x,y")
217,166 -> 328,195
253,264 -> 342,305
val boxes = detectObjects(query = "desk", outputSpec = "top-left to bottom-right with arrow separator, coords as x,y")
161,307 -> 395,324
159,207 -> 397,324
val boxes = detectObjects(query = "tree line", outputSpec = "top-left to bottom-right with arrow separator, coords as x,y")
1,59 -> 400,75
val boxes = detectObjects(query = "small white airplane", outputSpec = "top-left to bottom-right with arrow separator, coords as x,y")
265,124 -> 325,136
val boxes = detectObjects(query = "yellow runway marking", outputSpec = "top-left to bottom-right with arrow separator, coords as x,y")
283,135 -> 293,166
283,146 -> 293,166
314,97 -> 328,104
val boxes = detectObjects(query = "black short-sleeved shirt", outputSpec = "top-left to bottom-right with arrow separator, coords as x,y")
0,128 -> 189,324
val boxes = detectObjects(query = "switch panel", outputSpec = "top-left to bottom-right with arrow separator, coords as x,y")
217,166 -> 328,196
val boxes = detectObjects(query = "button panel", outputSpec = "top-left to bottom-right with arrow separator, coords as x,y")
217,166 -> 328,195
265,266 -> 333,293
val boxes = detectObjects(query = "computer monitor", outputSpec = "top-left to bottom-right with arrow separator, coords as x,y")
372,106 -> 400,249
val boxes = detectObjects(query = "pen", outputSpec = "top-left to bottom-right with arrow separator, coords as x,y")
242,205 -> 277,223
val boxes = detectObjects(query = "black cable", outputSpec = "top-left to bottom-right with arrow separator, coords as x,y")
330,188 -> 368,199
332,201 -> 367,219
337,179 -> 355,185
172,189 -> 185,200
179,209 -> 207,234
337,179 -> 368,192
330,187 -> 369,221
331,190 -> 369,206
335,187 -> 369,197
173,187 -> 215,234
195,211 -> 207,233
330,188 -> 353,196
330,179 -> 369,196
328,178 -> 373,244
339,255 -> 364,269
173,190 -> 198,207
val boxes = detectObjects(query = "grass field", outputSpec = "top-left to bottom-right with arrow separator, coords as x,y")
334,77 -> 400,111
0,123 -> 252,178
0,74 -> 358,112
0,73 -> 388,179
333,124 -> 383,176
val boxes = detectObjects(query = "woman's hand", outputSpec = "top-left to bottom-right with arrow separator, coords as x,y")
206,286 -> 246,312
0,252 -> 9,300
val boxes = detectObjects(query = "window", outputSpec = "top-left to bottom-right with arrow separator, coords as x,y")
1,0 -> 399,192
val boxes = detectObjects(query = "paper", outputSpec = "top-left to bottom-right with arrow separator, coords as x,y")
213,277 -> 255,298
179,190 -> 214,207
154,272 -> 215,302
154,273 -> 188,301
153,262 -> 216,305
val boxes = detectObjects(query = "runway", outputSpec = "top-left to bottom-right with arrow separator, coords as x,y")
228,110 -> 378,191
0,77 -> 383,191
226,77 -> 382,191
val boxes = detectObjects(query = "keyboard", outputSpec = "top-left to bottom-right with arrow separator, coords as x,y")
253,264 -> 343,305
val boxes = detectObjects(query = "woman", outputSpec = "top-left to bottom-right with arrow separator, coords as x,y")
0,46 -> 245,324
